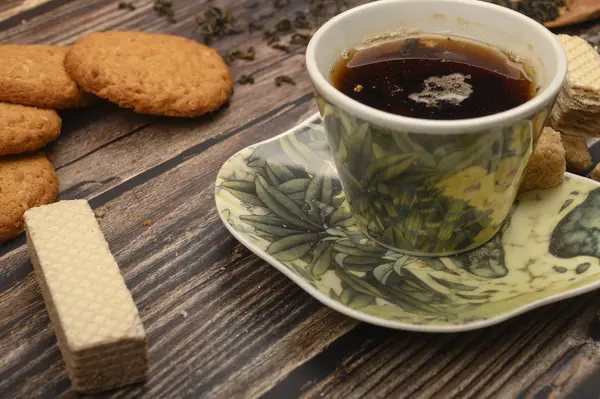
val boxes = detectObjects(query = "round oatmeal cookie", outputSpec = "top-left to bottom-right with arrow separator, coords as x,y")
0,102 -> 61,156
0,45 -> 94,109
0,152 -> 58,242
64,31 -> 234,117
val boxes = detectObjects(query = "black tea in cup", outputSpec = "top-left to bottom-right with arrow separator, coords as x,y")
331,35 -> 536,120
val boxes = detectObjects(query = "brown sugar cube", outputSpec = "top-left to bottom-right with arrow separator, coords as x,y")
560,132 -> 592,173
520,127 -> 566,192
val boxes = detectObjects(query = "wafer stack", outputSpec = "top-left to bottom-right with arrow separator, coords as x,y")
549,35 -> 600,136
24,200 -> 147,393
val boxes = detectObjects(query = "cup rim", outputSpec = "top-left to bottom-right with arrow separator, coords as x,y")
305,0 -> 568,135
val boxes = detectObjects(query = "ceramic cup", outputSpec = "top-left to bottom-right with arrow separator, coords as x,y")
305,0 -> 567,257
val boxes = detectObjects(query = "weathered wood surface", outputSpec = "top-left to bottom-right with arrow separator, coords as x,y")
0,1 -> 600,398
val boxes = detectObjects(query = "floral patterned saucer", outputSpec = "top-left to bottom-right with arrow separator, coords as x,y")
215,113 -> 600,332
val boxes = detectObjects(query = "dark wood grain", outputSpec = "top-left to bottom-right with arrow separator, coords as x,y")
1,1 -> 600,398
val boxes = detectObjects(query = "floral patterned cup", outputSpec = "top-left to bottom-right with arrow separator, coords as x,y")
306,0 -> 567,256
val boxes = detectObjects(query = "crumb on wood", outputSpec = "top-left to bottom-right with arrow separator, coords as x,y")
96,161 -> 102,166
105,204 -> 111,210
20,19 -> 27,25
143,219 -> 152,227
135,213 -> 141,221
231,245 -> 247,261
354,84 -> 363,93
94,210 -> 106,219
180,309 -> 188,318
76,169 -> 81,174
168,216 -> 173,221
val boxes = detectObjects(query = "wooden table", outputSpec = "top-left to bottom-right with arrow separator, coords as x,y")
1,1 -> 600,398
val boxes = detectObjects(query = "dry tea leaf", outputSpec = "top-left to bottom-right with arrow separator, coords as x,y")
275,75 -> 296,86
154,0 -> 175,22
118,2 -> 136,10
237,74 -> 255,85
545,0 -> 600,28
196,6 -> 244,43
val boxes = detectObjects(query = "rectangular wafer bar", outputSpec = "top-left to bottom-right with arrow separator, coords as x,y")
549,35 -> 600,136
24,200 -> 147,393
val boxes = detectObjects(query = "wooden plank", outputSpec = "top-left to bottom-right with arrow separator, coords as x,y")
258,295 -> 599,399
0,0 -> 51,22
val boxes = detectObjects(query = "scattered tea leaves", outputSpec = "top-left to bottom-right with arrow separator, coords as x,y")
196,6 -> 245,43
224,47 -> 256,64
294,12 -> 311,29
154,0 -> 175,23
237,74 -> 255,85
290,29 -> 313,45
275,18 -> 294,33
275,75 -> 296,86
263,29 -> 280,45
118,1 -> 136,11
258,11 -> 276,20
271,43 -> 290,53
483,0 -> 565,23
248,20 -> 264,32
274,0 -> 290,9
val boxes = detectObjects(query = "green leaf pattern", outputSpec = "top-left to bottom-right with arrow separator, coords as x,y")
323,101 -> 535,255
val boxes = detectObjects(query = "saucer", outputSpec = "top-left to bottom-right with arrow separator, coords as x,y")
215,113 -> 600,332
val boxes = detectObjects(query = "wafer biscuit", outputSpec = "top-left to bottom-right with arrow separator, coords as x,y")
24,200 -> 147,393
557,34 -> 600,92
549,35 -> 600,136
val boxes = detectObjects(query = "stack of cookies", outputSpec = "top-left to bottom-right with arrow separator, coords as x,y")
0,45 -> 93,242
1,32 -> 233,243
